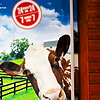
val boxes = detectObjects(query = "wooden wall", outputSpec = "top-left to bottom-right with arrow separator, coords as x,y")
77,0 -> 100,100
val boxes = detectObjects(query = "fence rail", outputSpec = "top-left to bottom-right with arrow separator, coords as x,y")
0,70 -> 32,99
0,70 -> 27,79
0,78 -> 32,99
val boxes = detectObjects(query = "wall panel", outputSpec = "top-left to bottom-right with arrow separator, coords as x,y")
78,0 -> 100,99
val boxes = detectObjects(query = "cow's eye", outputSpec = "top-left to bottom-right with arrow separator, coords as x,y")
23,70 -> 28,74
55,58 -> 59,62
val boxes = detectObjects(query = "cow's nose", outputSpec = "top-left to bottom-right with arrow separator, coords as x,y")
42,88 -> 65,100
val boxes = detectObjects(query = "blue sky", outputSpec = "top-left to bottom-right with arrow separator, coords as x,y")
0,0 -> 77,53
0,0 -> 77,25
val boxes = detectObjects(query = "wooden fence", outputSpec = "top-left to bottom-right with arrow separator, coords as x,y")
0,78 -> 32,99
0,77 -> 3,85
0,70 -> 32,99
0,70 -> 27,79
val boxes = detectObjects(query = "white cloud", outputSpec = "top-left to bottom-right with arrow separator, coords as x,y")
48,2 -> 52,5
0,6 -> 71,53
41,6 -> 59,18
0,25 -> 10,40
0,15 -> 17,31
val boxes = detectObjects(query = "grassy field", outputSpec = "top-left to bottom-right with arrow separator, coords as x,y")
3,87 -> 39,100
8,59 -> 24,65
0,59 -> 24,65
1,78 -> 39,100
0,59 -> 39,100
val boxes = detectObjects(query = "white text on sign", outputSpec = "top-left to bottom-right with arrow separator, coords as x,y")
17,5 -> 35,14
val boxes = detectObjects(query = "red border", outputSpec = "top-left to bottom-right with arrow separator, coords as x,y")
12,0 -> 42,29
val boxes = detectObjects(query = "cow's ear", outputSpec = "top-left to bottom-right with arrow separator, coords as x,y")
0,59 -> 25,76
55,35 -> 70,59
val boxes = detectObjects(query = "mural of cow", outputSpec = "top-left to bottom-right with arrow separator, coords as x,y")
0,35 -> 72,100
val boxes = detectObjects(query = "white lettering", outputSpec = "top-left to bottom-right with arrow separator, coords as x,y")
17,5 -> 35,14
0,7 -> 6,9
20,14 -> 35,23
32,14 -> 35,21
30,5 -> 35,12
20,17 -> 24,23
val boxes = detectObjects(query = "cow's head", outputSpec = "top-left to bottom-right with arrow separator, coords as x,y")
0,35 -> 70,100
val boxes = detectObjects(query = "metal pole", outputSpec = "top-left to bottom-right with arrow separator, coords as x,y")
70,0 -> 75,100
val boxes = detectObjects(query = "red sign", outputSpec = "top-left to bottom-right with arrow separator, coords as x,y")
12,0 -> 42,29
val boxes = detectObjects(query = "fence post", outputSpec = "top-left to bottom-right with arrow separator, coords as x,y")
26,79 -> 28,90
0,77 -> 3,85
14,82 -> 16,94
0,86 -> 2,99
0,77 -> 3,99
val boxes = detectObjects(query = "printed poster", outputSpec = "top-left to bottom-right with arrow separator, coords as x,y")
0,0 -> 78,100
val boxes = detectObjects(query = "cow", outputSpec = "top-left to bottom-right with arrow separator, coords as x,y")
0,35 -> 71,100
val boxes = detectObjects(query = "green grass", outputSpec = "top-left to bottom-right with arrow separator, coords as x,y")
1,77 -> 39,100
74,53 -> 78,55
0,59 -> 40,100
3,78 -> 22,84
0,59 -> 24,65
2,88 -> 39,100
10,59 -> 24,65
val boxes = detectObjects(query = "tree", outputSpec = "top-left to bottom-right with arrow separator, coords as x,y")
10,38 -> 30,59
0,54 -> 2,58
1,51 -> 11,61
10,50 -> 15,58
